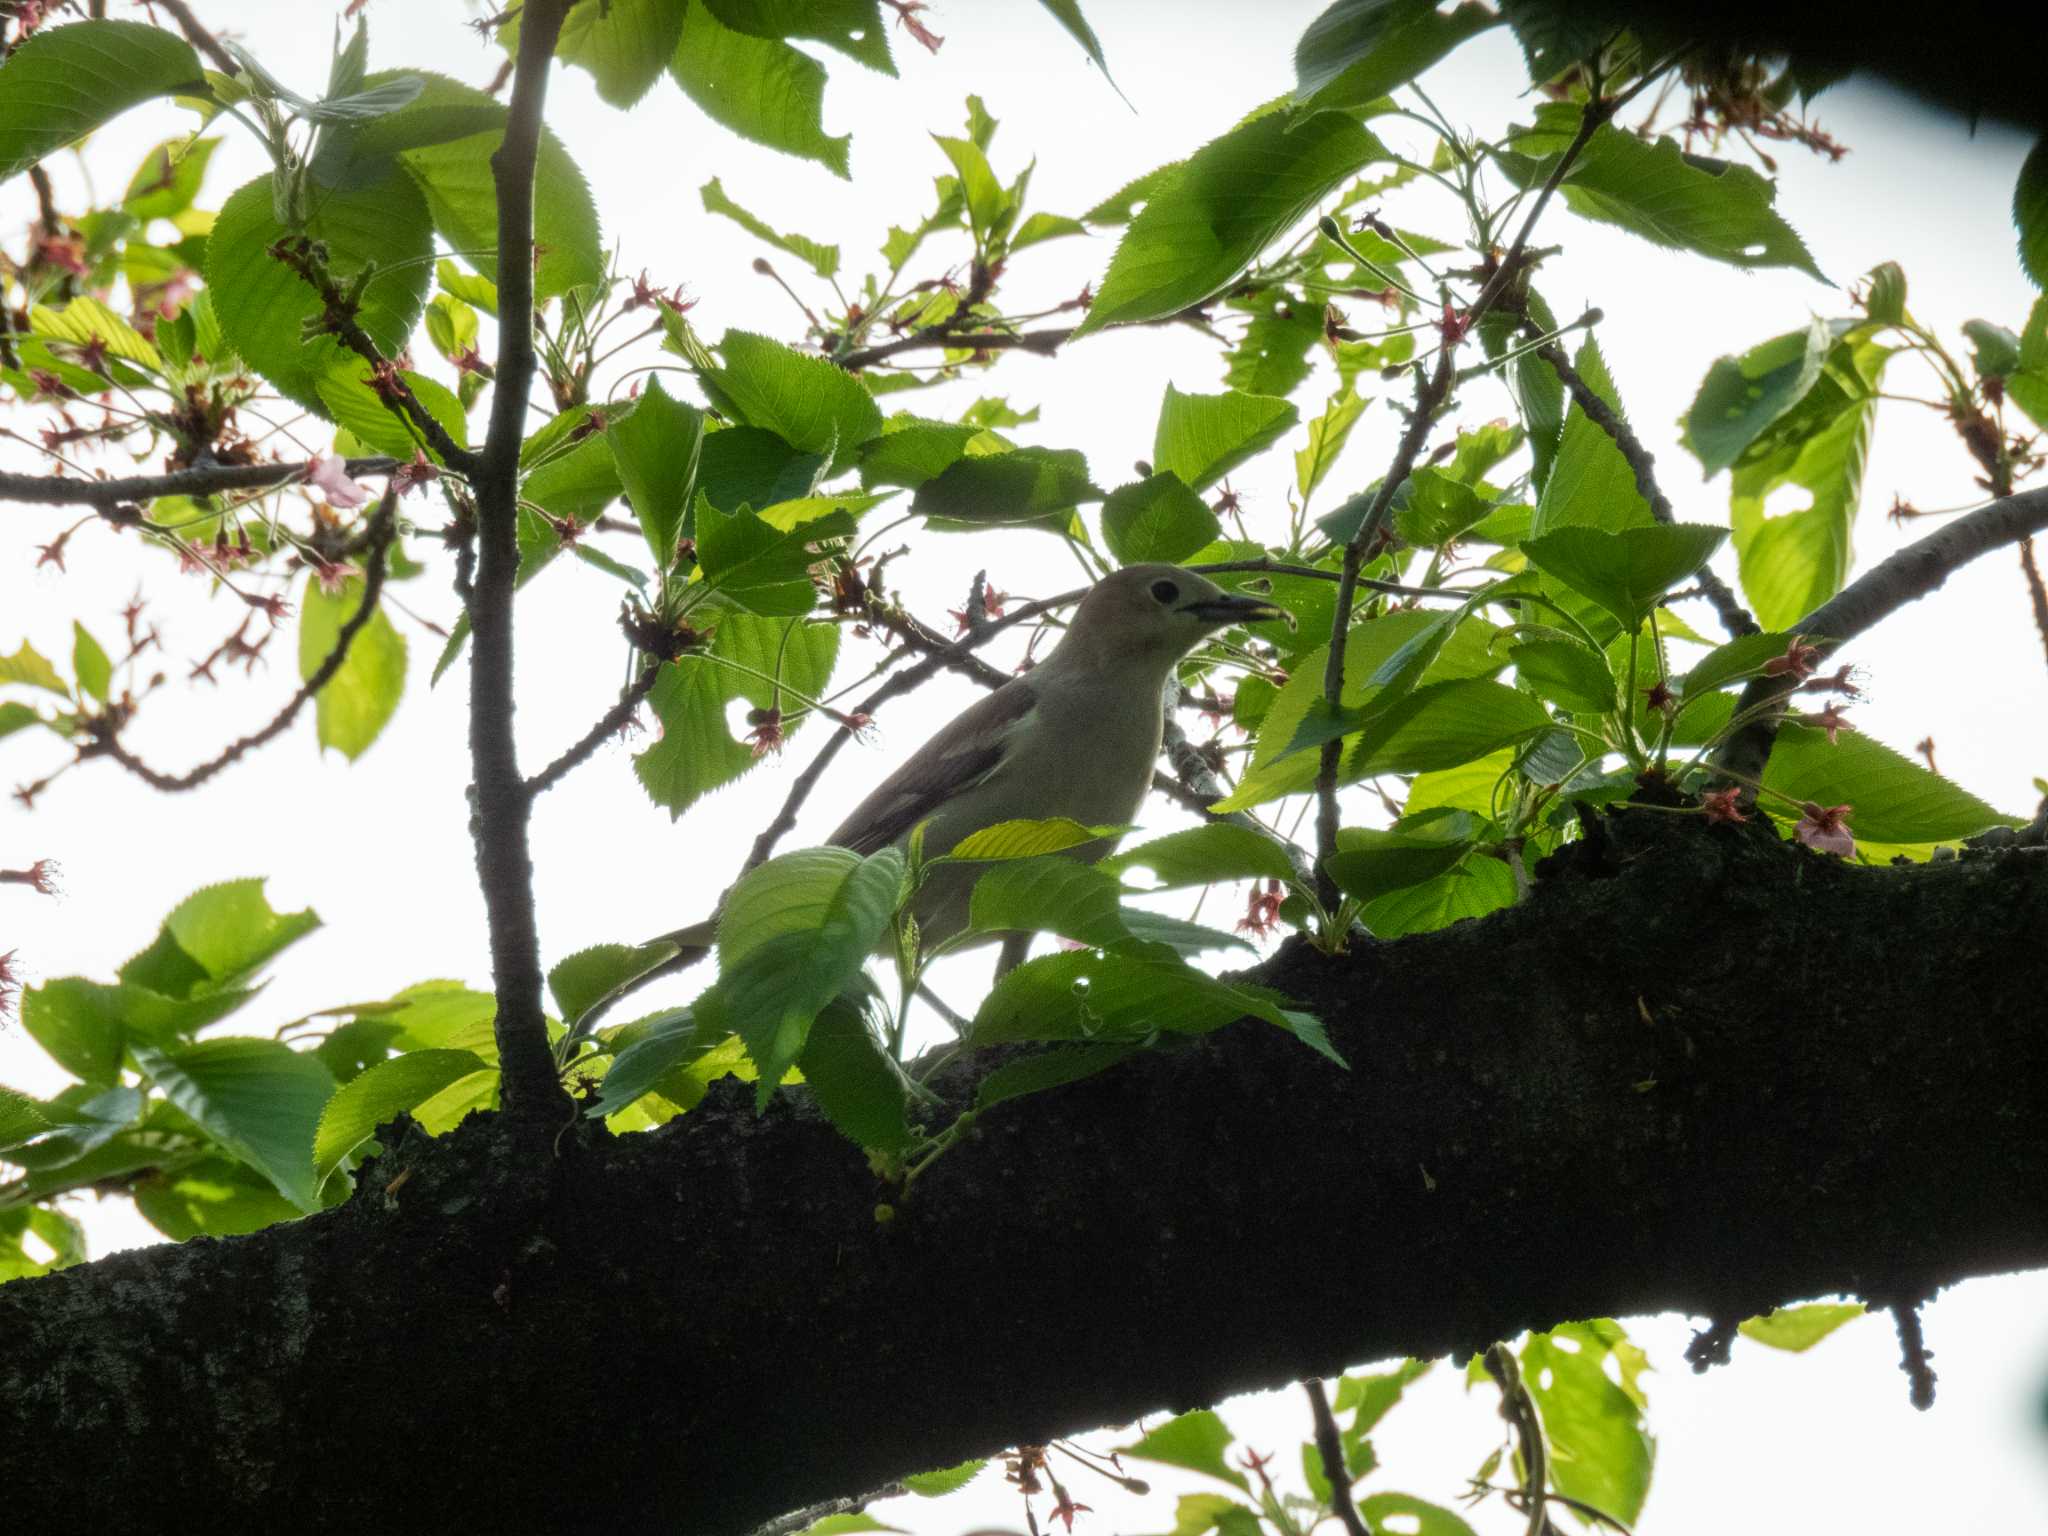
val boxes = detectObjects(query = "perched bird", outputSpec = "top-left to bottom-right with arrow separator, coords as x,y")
658,562 -> 1284,968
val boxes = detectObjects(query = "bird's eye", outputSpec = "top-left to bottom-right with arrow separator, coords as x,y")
1150,579 -> 1180,605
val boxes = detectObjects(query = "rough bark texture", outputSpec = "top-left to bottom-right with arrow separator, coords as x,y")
3,811 -> 2045,1530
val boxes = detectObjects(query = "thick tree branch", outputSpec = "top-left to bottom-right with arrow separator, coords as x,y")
3,814 -> 2042,1532
466,0 -> 573,1122
1715,484 -> 2048,785
75,492 -> 397,792
0,457 -> 399,508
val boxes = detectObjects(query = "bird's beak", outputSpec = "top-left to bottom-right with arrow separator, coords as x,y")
1180,592 -> 1290,626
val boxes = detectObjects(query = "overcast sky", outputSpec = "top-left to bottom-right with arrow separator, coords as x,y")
3,2 -> 2045,1530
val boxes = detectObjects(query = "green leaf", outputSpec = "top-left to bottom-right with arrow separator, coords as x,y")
1360,854 -> 1514,937
1102,473 -> 1220,565
1075,107 -> 1386,336
702,330 -> 881,472
1678,630 -> 1801,699
312,1048 -> 487,1184
205,168 -> 433,413
119,878 -> 320,998
133,1038 -> 336,1213
376,72 -> 602,300
0,20 -> 202,183
133,1155 -> 302,1241
912,446 -> 1097,524
1082,160 -> 1185,227
0,1205 -> 87,1282
70,622 -> 111,704
1521,524 -> 1728,632
1120,1410 -> 1249,1492
1294,0 -> 1499,107
797,995 -> 913,1152
0,1085 -> 53,1154
858,418 -> 980,490
1347,678 -> 1551,779
714,848 -> 904,1099
437,257 -> 499,314
317,361 -> 469,461
0,641 -> 67,696
1682,321 -> 1832,476
1529,335 -> 1653,536
553,0 -> 688,108
1964,319 -> 2022,382
22,978 -> 254,1083
1763,724 -> 2016,844
1101,823 -> 1297,889
1510,637 -> 1616,713
589,1010 -> 706,1118
633,614 -> 839,817
969,859 -> 1129,949
548,942 -> 678,1028
2,1083 -> 141,1174
1502,103 -> 1825,279
1010,209 -> 1087,252
1740,1301 -> 1865,1352
902,1459 -> 987,1497
701,0 -> 895,76
1393,465 -> 1493,545
972,1042 -> 1140,1111
700,176 -> 839,278
609,375 -> 706,570
942,818 -> 1121,861
1153,384 -> 1300,491
2016,135 -> 2048,291
1325,818 -> 1476,904
1295,387 -> 1368,501
671,0 -> 851,179
1033,0 -> 1120,96
932,134 -> 1007,247
1225,287 -> 1326,398
693,498 -> 851,615
299,574 -> 407,760
123,133 -> 219,218
30,293 -> 162,370
1356,1494 -> 1478,1536
1521,1321 -> 1654,1528
411,1066 -> 501,1136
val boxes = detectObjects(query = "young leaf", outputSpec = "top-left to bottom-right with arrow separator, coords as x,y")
1739,1302 -> 1866,1352
0,641 -> 68,696
1153,385 -> 1300,491
299,575 -> 407,761
1324,820 -> 1476,904
1678,630 -> 1802,699
693,499 -> 854,615
1519,1321 -> 1654,1528
119,878 -> 320,999
941,818 -> 1121,861
133,1155 -> 302,1241
1294,0 -> 1500,107
1681,321 -> 1832,477
132,1038 -> 336,1213
1033,0 -> 1121,96
901,1459 -> 988,1497
700,176 -> 839,278
317,364 -> 469,461
671,0 -> 851,179
1075,107 -> 1386,336
700,0 -> 896,76
1346,678 -> 1551,779
552,0 -> 688,108
1509,637 -> 1616,714
2015,134 -> 2047,291
609,376 -> 707,570
1296,387 -> 1368,501
912,446 -> 1097,523
312,1048 -> 488,1184
1393,466 -> 1493,546
70,623 -> 111,705
1528,335 -> 1653,536
968,858 -> 1130,950
1521,524 -> 1729,632
1119,1410 -> 1250,1491
1101,473 -> 1220,565
701,330 -> 882,472
0,20 -> 202,183
548,942 -> 679,1028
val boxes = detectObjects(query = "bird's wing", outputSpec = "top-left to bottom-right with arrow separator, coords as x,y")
828,674 -> 1039,856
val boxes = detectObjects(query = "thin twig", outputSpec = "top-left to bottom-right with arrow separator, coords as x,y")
146,0 -> 241,76
0,457 -> 400,508
2017,537 -> 2048,671
1715,482 -> 2048,786
1304,1380 -> 1369,1536
1483,1344 -> 1551,1536
525,660 -> 662,798
467,0 -> 573,1122
78,491 -> 398,792
837,326 -> 1071,372
1524,329 -> 1758,638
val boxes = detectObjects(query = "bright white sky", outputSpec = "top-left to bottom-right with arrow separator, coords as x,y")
3,2 -> 2045,1531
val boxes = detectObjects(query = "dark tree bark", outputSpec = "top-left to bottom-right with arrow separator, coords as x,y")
4,811 -> 2044,1532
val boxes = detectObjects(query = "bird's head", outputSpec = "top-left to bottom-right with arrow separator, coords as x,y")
1056,564 -> 1289,669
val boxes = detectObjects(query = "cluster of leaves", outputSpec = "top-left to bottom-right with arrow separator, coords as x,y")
2,0 -> 2043,1524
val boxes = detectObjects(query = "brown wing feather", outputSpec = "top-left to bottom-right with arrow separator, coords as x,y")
828,676 -> 1038,855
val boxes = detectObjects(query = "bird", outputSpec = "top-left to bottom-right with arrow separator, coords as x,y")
647,562 -> 1284,977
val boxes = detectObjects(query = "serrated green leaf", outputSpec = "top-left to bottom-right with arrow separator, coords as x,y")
1522,524 -> 1728,632
312,1048 -> 486,1183
205,169 -> 433,414
1360,852 -> 1514,936
901,1458 -> 987,1497
1502,103 -> 1824,279
672,0 -> 851,178
858,418 -> 979,489
30,294 -> 162,371
299,574 -> 406,760
701,176 -> 839,278
609,375 -> 706,570
1325,819 -> 1476,904
702,0 -> 895,75
942,818 -> 1122,861
1101,823 -> 1297,889
1356,1494 -> 1478,1536
0,642 -> 68,696
1224,286 -> 1325,398
1678,630 -> 1802,699
548,942 -> 678,1028
1683,321 -> 1832,477
913,446 -> 1096,524
0,1085 -> 54,1154
552,0 -> 688,108
1120,1410 -> 1249,1492
1076,107 -> 1386,336
119,878 -> 320,999
316,360 -> 469,461
1295,0 -> 1499,107
1346,678 -> 1550,779
968,858 -> 1129,949
1520,1320 -> 1654,1528
0,20 -> 202,183
22,978 -> 255,1084
1740,1301 -> 1865,1352
1529,334 -> 1653,536
1033,0 -> 1119,95
133,1155 -> 301,1241
2016,135 -> 2047,291
1102,472 -> 1220,564
1296,387 -> 1368,501
1393,465 -> 1494,546
1154,384 -> 1299,491
1509,637 -> 1616,713
702,330 -> 881,473
1763,724 -> 2016,844
797,995 -> 913,1152
133,1038 -> 335,1212
1,1083 -> 142,1174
